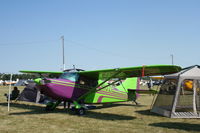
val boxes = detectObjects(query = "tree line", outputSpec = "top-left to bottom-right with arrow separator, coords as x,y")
0,73 -> 38,81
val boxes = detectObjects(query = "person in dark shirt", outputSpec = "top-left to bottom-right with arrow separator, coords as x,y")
4,87 -> 20,101
11,87 -> 20,100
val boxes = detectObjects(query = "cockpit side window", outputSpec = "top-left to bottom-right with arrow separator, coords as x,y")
59,72 -> 79,82
78,75 -> 98,88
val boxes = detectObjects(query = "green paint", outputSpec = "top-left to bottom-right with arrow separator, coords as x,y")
78,65 -> 181,79
34,78 -> 42,85
84,77 -> 138,103
73,101 -> 81,109
116,77 -> 138,91
19,70 -> 63,74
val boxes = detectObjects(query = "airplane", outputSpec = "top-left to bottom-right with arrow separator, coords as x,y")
20,65 -> 181,115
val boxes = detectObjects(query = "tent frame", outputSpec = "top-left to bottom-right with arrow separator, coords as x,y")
151,65 -> 200,118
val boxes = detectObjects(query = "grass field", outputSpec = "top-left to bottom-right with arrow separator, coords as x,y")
0,86 -> 200,133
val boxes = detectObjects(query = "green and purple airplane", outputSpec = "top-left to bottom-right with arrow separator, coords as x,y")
20,65 -> 181,115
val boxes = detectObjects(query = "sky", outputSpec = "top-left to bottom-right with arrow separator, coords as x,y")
0,0 -> 200,73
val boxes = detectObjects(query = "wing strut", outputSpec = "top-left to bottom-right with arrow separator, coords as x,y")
142,65 -> 145,77
77,70 -> 122,101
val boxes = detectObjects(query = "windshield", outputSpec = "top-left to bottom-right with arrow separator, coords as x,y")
59,72 -> 79,82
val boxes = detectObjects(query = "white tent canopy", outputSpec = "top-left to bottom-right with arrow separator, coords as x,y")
151,65 -> 200,118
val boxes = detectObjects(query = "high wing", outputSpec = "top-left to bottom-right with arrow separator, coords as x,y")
20,65 -> 181,79
19,70 -> 63,78
78,65 -> 182,80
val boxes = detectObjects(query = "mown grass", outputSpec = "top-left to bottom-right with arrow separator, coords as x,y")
0,86 -> 200,133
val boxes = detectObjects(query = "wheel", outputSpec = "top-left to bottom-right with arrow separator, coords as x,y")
75,108 -> 86,115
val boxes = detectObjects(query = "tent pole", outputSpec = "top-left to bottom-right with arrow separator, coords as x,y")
171,78 -> 182,117
193,80 -> 197,115
8,73 -> 12,112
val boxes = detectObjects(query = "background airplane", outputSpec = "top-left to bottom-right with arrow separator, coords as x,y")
20,64 -> 181,115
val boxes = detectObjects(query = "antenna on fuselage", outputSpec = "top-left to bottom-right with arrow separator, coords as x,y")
8,73 -> 12,112
61,36 -> 65,71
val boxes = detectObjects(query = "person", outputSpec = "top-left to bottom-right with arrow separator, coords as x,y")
11,87 -> 20,100
147,80 -> 153,90
4,87 -> 20,101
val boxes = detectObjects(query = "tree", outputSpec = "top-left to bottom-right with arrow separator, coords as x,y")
0,73 -> 38,80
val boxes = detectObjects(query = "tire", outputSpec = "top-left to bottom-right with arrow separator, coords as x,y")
76,108 -> 85,115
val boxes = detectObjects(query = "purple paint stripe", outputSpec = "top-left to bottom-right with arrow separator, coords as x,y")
50,82 -> 87,91
51,82 -> 74,87
97,92 -> 127,98
112,88 -> 128,93
97,91 -> 127,99
44,84 -> 75,99
51,80 -> 75,85
97,96 -> 104,103
97,86 -> 127,94
113,88 -> 120,91
98,90 -> 127,95
50,79 -> 75,83
98,89 -> 127,95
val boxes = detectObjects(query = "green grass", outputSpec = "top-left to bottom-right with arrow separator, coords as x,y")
0,86 -> 200,133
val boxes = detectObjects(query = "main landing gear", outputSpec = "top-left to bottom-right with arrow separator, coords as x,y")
71,107 -> 86,115
45,100 -> 86,115
45,100 -> 61,111
71,101 -> 86,115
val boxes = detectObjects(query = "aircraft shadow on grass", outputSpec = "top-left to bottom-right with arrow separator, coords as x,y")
149,122 -> 200,132
135,109 -> 164,117
0,102 -> 136,121
90,103 -> 145,110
